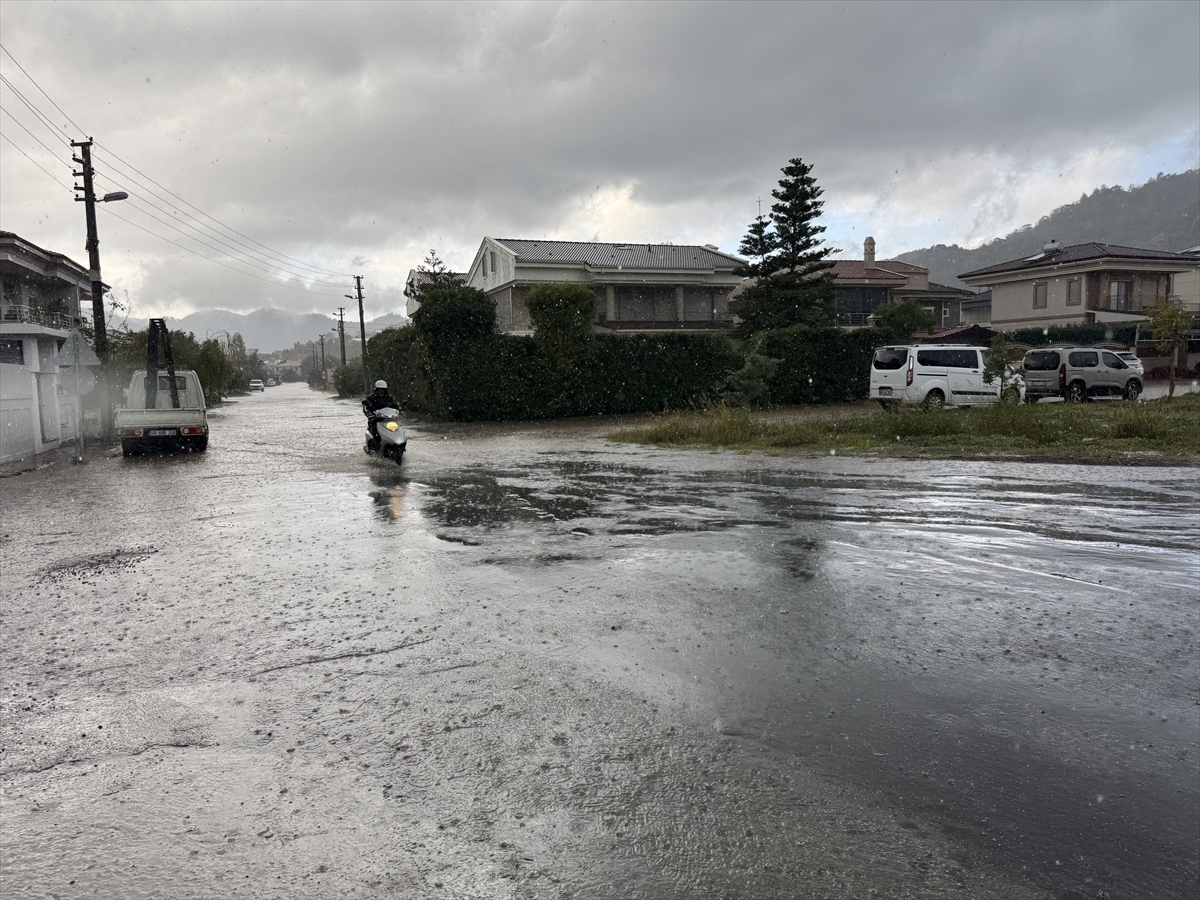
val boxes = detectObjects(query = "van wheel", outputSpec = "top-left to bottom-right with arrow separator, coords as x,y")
1026,394 -> 1040,404
1124,380 -> 1141,401
1065,382 -> 1087,403
923,390 -> 945,409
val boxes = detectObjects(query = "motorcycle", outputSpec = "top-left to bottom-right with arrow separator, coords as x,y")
364,406 -> 407,465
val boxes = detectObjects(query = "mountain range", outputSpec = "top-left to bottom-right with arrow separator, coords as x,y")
895,170 -> 1200,288
164,307 -> 409,354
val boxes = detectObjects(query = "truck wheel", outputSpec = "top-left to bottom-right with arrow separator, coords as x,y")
923,389 -> 945,409
1124,380 -> 1141,401
121,439 -> 141,457
1065,382 -> 1087,403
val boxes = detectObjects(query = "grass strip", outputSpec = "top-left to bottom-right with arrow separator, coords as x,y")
609,393 -> 1200,463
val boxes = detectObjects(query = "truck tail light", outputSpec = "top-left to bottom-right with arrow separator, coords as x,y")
1058,362 -> 1066,387
905,357 -> 914,387
119,428 -> 143,437
180,426 -> 205,435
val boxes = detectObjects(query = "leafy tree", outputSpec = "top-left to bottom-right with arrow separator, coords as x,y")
1147,300 -> 1195,400
872,301 -> 936,343
734,158 -> 836,335
982,334 -> 1021,403
525,283 -> 597,372
403,249 -> 463,301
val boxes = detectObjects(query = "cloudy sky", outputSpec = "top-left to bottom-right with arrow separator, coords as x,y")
2,0 -> 1197,321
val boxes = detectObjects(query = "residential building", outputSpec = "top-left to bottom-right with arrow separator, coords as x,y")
1,231 -> 97,464
823,237 -> 981,328
464,238 -> 745,334
958,241 -> 1200,330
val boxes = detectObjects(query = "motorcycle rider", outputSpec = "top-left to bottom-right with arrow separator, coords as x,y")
362,380 -> 399,450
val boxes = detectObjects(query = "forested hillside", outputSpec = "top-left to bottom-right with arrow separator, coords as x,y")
897,170 -> 1200,288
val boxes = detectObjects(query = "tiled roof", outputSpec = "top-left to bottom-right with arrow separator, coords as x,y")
960,243 -> 1200,279
494,239 -> 744,270
829,259 -> 924,283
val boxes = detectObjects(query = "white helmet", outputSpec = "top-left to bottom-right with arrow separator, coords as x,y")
374,380 -> 388,390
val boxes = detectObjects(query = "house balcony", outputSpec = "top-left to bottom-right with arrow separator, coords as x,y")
0,302 -> 83,333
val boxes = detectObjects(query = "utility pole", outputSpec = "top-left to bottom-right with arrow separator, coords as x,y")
71,140 -> 106,354
319,334 -> 326,386
350,275 -> 368,395
336,307 -> 347,367
71,139 -> 127,442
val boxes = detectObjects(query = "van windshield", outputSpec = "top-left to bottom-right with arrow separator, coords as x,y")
872,348 -> 907,370
1024,351 -> 1060,371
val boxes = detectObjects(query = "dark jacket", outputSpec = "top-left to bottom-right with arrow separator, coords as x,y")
363,391 -> 399,418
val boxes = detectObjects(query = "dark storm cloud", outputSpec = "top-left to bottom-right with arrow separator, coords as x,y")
1,1 -> 1196,317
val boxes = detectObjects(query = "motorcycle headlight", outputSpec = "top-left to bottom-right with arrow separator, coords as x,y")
385,421 -> 399,432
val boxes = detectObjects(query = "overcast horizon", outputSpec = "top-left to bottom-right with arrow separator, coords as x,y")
2,0 -> 1197,321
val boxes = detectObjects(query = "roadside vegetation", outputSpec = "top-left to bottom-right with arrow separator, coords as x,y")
609,393 -> 1200,463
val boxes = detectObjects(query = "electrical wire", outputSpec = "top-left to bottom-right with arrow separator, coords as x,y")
98,204 -> 346,297
0,43 -> 85,137
0,73 -> 73,146
0,106 -> 71,168
88,163 -> 351,286
1,42 -> 358,289
93,143 -> 354,279
0,129 -> 74,193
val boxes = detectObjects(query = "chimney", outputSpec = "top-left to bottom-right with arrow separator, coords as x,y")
864,236 -> 876,267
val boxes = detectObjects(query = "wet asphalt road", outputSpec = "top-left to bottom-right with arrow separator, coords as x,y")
2,382 -> 1197,900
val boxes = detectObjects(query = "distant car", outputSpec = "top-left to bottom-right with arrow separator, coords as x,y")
249,379 -> 265,392
1116,351 -> 1144,376
266,378 -> 277,387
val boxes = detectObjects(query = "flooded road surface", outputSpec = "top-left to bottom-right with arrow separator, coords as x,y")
2,383 -> 1197,899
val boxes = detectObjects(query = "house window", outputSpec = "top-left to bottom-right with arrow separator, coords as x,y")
0,338 -> 24,365
1066,279 -> 1082,306
1033,283 -> 1048,308
482,256 -> 487,277
490,251 -> 497,274
1109,281 -> 1131,311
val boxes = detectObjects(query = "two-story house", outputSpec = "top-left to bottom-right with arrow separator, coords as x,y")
1,231 -> 98,465
958,241 -> 1200,330
465,238 -> 745,334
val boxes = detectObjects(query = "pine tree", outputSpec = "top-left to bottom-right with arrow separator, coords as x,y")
733,158 -> 836,335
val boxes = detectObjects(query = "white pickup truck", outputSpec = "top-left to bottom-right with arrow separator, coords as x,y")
116,369 -> 209,456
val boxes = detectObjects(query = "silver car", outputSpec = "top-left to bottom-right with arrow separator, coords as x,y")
1116,351 -> 1145,376
1064,349 -> 1142,402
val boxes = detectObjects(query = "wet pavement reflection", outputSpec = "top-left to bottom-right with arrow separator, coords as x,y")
2,383 -> 1196,899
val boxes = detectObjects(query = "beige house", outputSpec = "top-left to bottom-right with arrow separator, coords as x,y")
1,231 -> 98,464
959,242 -> 1200,330
465,238 -> 745,334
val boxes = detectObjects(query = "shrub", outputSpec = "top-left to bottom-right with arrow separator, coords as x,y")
525,284 -> 598,373
754,327 -> 877,404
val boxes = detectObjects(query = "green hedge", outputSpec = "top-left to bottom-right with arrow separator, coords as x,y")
753,327 -> 878,404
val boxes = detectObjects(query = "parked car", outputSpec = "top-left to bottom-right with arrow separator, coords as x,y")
870,345 -> 1021,408
1021,347 -> 1075,402
1116,351 -> 1144,376
1063,349 -> 1142,401
249,379 -> 265,392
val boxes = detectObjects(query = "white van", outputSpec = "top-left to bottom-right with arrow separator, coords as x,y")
870,345 -> 1015,408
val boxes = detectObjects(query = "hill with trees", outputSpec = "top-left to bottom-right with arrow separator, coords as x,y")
896,170 -> 1200,288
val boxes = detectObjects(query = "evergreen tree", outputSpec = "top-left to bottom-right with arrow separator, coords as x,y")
734,158 -> 836,335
